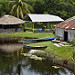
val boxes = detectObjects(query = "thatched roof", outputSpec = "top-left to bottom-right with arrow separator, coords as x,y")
0,15 -> 25,25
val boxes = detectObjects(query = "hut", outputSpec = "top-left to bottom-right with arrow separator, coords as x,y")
0,15 -> 25,33
54,16 -> 75,41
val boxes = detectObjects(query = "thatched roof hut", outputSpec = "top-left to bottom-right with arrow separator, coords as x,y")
0,15 -> 25,33
0,15 -> 25,25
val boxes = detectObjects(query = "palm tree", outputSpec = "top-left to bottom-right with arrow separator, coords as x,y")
9,0 -> 33,18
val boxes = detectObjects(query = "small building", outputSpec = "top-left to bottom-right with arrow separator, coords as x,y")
24,14 -> 64,32
0,15 -> 25,33
54,16 -> 75,41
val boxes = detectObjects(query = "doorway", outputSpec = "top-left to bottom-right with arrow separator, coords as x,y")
64,31 -> 68,41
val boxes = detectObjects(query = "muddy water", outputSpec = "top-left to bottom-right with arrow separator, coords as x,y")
0,43 -> 74,75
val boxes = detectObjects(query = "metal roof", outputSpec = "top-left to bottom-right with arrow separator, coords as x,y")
54,16 -> 75,29
27,14 -> 64,22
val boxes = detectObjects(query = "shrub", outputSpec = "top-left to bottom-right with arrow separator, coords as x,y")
71,39 -> 75,46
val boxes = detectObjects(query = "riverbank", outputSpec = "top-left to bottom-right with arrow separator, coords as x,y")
0,32 -> 75,61
0,32 -> 75,73
27,41 -> 75,73
28,41 -> 74,61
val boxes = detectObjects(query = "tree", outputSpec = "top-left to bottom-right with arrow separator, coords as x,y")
43,0 -> 75,19
9,0 -> 33,18
33,1 -> 44,14
0,0 -> 8,16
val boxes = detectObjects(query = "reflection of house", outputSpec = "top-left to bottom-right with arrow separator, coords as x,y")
0,15 -> 25,33
54,16 -> 75,41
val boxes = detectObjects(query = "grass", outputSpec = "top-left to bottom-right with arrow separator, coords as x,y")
28,41 -> 74,61
0,32 -> 54,38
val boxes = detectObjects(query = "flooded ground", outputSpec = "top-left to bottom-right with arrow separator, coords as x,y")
0,43 -> 74,75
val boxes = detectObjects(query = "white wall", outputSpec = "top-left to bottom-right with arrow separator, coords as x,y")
55,27 -> 75,41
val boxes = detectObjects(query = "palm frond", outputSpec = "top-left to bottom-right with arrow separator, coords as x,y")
20,6 -> 23,18
23,3 -> 30,13
8,1 -> 16,8
17,5 -> 20,18
9,1 -> 16,3
23,2 -> 33,12
28,5 -> 34,12
9,0 -> 33,18
23,2 -> 27,9
10,4 -> 17,15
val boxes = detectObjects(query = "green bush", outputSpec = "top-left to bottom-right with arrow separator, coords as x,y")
71,39 -> 75,46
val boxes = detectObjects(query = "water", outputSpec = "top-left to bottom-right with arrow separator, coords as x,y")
0,44 -> 74,75
28,49 -> 45,54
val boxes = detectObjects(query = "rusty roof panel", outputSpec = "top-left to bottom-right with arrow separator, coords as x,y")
54,16 -> 75,29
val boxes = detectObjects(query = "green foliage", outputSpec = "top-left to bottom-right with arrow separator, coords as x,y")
29,55 -> 43,61
22,53 -> 32,57
44,11 -> 49,14
0,0 -> 74,20
29,41 -> 74,61
24,22 -> 32,28
41,0 -> 75,19
32,1 -> 44,13
71,39 -> 75,46
24,0 -> 75,19
22,53 -> 44,61
0,32 -> 54,38
0,0 -> 8,16
8,0 -> 33,18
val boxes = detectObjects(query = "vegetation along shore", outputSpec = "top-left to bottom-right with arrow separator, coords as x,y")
0,32 -> 74,62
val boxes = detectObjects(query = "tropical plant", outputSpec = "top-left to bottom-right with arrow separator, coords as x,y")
8,0 -> 33,18
0,0 -> 8,16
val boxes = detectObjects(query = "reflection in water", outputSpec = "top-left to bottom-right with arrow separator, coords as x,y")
0,45 -> 74,75
0,44 -> 23,53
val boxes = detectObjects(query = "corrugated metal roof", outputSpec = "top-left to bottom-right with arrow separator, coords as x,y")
28,14 -> 64,22
54,16 -> 75,29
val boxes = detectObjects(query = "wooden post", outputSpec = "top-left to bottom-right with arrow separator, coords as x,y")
2,25 -> 4,33
22,24 -> 25,32
48,23 -> 49,29
51,23 -> 52,30
33,23 -> 34,32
